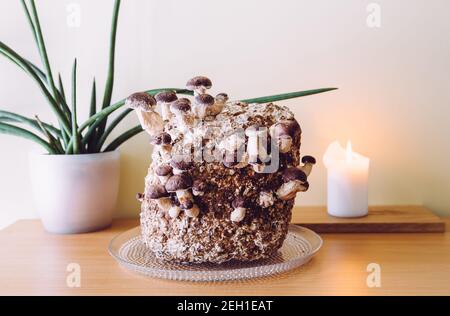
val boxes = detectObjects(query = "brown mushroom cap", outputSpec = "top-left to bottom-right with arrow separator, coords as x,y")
145,184 -> 169,199
232,197 -> 247,209
170,159 -> 193,171
150,132 -> 172,146
186,76 -> 212,91
165,174 -> 193,192
194,94 -> 215,106
272,122 -> 292,137
301,155 -> 317,165
170,98 -> 191,113
155,164 -> 173,176
301,181 -> 310,191
282,167 -> 307,183
215,93 -> 229,102
136,193 -> 144,201
282,120 -> 301,137
155,91 -> 178,103
125,92 -> 156,111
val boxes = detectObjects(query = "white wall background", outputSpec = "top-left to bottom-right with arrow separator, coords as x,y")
1,0 -> 450,228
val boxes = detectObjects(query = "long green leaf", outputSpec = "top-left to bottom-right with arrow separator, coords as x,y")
28,0 -> 72,139
28,1 -> 59,107
0,41 -> 71,134
58,73 -> 66,101
35,115 -> 63,153
97,0 -> 121,137
241,88 -> 337,104
0,122 -> 56,154
70,59 -> 80,154
104,125 -> 142,152
86,78 -> 98,152
20,0 -> 38,46
0,110 -> 61,137
95,108 -> 132,152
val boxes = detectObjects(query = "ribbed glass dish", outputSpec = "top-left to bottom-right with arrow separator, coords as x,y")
109,224 -> 322,282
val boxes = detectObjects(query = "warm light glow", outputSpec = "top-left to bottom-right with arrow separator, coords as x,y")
346,140 -> 353,162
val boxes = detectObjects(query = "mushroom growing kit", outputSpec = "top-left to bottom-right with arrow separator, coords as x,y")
129,76 -> 325,263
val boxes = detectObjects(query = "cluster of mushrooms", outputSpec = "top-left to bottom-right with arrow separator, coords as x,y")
127,76 -> 316,222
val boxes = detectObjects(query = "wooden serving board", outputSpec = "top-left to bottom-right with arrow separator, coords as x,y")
291,205 -> 445,233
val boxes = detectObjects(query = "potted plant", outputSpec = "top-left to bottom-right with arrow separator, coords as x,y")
0,0 -> 335,234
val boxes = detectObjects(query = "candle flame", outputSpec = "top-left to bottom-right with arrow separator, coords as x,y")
346,140 -> 353,162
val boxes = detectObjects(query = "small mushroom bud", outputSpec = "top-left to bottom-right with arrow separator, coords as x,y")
155,90 -> 178,121
145,184 -> 172,212
192,179 -> 207,196
155,164 -> 173,185
165,173 -> 193,207
300,155 -> 316,177
270,120 -> 301,138
170,159 -> 193,175
183,204 -> 200,218
150,132 -> 172,159
168,205 -> 181,219
230,197 -> 247,223
170,98 -> 194,133
269,121 -> 301,153
126,92 -> 163,136
209,93 -> 228,116
194,94 -> 215,119
186,76 -> 212,96
259,191 -> 274,208
136,193 -> 144,202
245,124 -> 270,163
276,167 -> 309,201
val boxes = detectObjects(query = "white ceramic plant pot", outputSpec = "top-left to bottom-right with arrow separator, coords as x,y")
29,151 -> 120,234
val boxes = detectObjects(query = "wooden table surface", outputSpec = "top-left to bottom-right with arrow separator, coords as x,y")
1,216 -> 450,296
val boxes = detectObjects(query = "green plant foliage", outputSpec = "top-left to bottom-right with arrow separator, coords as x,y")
0,0 -> 336,155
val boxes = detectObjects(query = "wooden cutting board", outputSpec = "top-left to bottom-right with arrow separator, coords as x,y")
291,205 -> 445,233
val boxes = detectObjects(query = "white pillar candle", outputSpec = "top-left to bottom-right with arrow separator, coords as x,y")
323,141 -> 370,217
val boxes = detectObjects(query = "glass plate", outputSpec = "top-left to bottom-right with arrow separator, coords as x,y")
109,224 -> 322,282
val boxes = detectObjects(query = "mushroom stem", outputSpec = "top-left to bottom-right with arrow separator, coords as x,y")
299,156 -> 317,177
176,189 -> 193,206
136,110 -> 164,136
161,103 -> 173,121
184,204 -> 200,218
168,205 -> 181,218
156,197 -> 173,212
276,180 -> 309,201
300,163 -> 313,177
